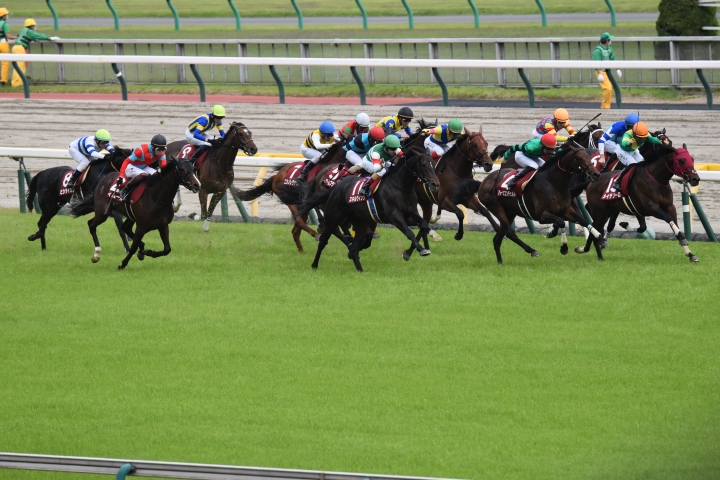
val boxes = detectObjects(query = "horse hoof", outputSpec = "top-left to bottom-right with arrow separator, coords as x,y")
454,233 -> 463,241
530,250 -> 540,257
28,234 -> 36,241
137,250 -> 145,261
91,256 -> 100,263
546,232 -> 557,239
430,216 -> 440,224
420,249 -> 431,257
372,232 -> 380,239
202,220 -> 210,232
689,254 -> 699,263
574,246 -> 586,254
315,235 -> 320,242
402,251 -> 411,261
600,239 -> 610,249
117,265 -> 125,270
311,264 -> 318,270
432,235 -> 443,242
560,245 -> 568,255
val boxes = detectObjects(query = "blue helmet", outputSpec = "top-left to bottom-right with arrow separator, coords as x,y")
625,113 -> 640,126
319,121 -> 335,135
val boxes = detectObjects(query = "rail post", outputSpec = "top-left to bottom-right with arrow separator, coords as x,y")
431,67 -> 449,107
518,68 -> 535,108
291,0 -> 304,30
696,69 -> 713,110
467,0 -> 479,28
576,195 -> 592,222
269,65 -> 285,104
355,0 -> 368,29
309,210 -> 319,225
116,463 -> 135,480
189,64 -> 205,102
166,0 -> 180,30
106,0 -> 120,30
568,221 -> 576,236
251,167 -> 268,216
534,0 -> 547,27
111,63 -> 127,101
221,192 -> 229,222
228,0 -> 242,30
11,62 -> 30,98
22,169 -> 40,213
350,66 -> 366,106
46,0 -> 59,30
17,169 -> 26,213
689,192 -> 718,242
230,184 -> 252,223
525,218 -> 537,234
604,0 -> 616,27
681,186 -> 692,238
605,68 -> 622,108
401,0 -> 414,29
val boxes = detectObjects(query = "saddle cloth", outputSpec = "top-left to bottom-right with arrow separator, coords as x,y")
282,162 -> 323,186
346,176 -> 382,205
106,176 -> 148,205
322,164 -> 354,189
178,144 -> 210,170
58,168 -> 90,196
600,164 -> 637,201
496,169 -> 536,198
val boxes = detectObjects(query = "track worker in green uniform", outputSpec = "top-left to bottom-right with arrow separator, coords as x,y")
593,32 -> 622,109
10,18 -> 59,87
0,7 -> 17,86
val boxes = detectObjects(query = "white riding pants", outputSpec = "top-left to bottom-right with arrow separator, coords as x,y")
531,129 -> 543,139
602,139 -> 619,155
301,145 -> 323,164
616,148 -> 643,166
345,150 -> 378,175
424,137 -> 450,158
68,142 -> 92,172
124,164 -> 156,179
514,151 -> 545,170
185,129 -> 211,147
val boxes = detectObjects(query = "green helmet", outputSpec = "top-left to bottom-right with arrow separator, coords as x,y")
211,105 -> 226,117
448,118 -> 463,134
384,135 -> 401,149
94,129 -> 111,142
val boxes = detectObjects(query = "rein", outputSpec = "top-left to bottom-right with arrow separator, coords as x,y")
646,161 -> 671,187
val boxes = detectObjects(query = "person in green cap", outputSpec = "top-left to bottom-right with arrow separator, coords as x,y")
11,18 -> 59,87
593,32 -> 622,109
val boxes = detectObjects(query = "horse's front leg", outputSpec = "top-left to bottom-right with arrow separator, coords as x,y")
119,227 -> 147,270
203,191 -> 225,232
648,203 -> 698,262
538,211 -> 570,255
143,224 -> 172,258
561,208 -> 605,260
389,212 -> 429,258
198,188 -> 209,224
111,211 -> 130,252
440,196 -> 466,241
401,210 -> 431,260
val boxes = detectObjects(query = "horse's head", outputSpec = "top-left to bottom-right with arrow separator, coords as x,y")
108,146 -> 131,171
226,122 -> 258,156
554,143 -> 600,181
405,145 -> 439,191
415,117 -> 438,131
465,127 -> 493,172
173,156 -> 201,193
672,143 -> 700,187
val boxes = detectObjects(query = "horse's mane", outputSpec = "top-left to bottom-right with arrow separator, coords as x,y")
146,158 -> 178,188
317,142 -> 343,164
404,118 -> 438,146
442,134 -> 468,159
538,143 -> 574,171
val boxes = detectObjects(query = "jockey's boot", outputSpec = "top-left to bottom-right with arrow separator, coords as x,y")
297,160 -> 314,183
120,175 -> 146,200
359,173 -> 379,197
190,144 -> 211,164
611,166 -> 626,192
66,169 -> 82,189
506,166 -> 533,190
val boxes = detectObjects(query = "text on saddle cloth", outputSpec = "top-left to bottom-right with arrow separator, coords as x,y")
322,164 -> 354,189
496,169 -> 537,198
600,164 -> 636,201
283,163 -> 304,186
107,177 -> 148,205
58,168 -> 91,196
178,144 -> 210,170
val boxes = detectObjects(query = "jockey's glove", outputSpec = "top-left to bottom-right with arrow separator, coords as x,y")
555,135 -> 568,142
348,165 -> 363,173
616,69 -> 623,78
597,73 -> 604,82
50,36 -> 60,41
422,129 -> 433,135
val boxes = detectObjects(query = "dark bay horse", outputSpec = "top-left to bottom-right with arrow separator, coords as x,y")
69,158 -> 200,269
166,122 -> 257,232
297,146 -> 439,272
237,142 -> 346,252
25,147 -> 131,251
478,144 -> 601,264
579,142 -> 701,262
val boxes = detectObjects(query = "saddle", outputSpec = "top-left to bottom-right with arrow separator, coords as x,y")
59,168 -> 90,196
600,164 -> 637,201
496,169 -> 536,198
283,161 -> 324,186
178,144 -> 210,170
321,164 -> 355,189
107,176 -> 148,205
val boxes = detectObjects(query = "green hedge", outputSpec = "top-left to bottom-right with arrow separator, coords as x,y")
656,0 -> 718,36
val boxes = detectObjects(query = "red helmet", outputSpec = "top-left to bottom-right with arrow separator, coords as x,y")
540,133 -> 557,149
369,126 -> 385,141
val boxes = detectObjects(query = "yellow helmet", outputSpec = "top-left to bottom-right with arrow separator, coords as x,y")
211,105 -> 226,117
0,8 -> 9,17
24,18 -> 36,27
553,108 -> 569,122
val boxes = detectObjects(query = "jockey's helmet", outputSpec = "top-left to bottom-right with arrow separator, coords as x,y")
625,113 -> 640,127
540,133 -> 557,149
24,18 -> 36,27
632,122 -> 649,138
398,107 -> 414,120
151,134 -> 167,152
319,121 -> 335,135
553,108 -> 569,123
448,118 -> 463,134
0,8 -> 9,17
369,127 -> 385,142
211,105 -> 226,118
384,135 -> 401,150
355,113 -> 370,128
94,129 -> 111,143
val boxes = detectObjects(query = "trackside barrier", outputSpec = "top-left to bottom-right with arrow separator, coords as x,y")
0,453 -> 464,480
4,148 -> 719,240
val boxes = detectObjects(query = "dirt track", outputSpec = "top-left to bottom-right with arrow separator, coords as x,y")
2,99 -> 719,236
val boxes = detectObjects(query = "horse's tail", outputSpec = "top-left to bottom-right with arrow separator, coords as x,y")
297,187 -> 332,219
68,194 -> 95,218
458,178 -> 482,201
490,145 -> 511,161
236,174 -> 275,201
570,180 -> 592,198
26,173 -> 39,212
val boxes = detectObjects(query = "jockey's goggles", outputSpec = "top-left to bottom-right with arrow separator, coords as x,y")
96,140 -> 109,145
153,145 -> 167,152
399,116 -> 412,123
321,132 -> 334,137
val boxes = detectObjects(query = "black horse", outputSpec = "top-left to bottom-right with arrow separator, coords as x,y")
25,147 -> 131,251
297,146 -> 440,272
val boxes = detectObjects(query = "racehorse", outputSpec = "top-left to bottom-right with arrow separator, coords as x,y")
414,127 -> 498,242
166,122 -> 257,232
236,142 -> 346,253
25,147 -> 131,251
297,146 -> 440,272
478,143 -> 602,264
578,141 -> 701,262
68,157 -> 200,269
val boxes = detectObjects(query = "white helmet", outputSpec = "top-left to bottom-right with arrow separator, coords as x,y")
355,112 -> 370,128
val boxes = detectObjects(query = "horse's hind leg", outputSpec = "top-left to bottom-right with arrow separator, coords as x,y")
493,210 -> 539,261
468,195 -> 500,232
203,191 -> 224,232
119,227 -> 147,270
311,217 -> 337,270
111,211 -> 130,252
348,220 -> 369,272
143,224 -> 171,258
289,204 -> 319,239
88,213 -> 110,263
198,188 -> 209,226
28,205 -> 59,250
440,197 -> 467,241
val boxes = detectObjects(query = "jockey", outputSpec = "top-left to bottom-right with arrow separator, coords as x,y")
503,133 -> 558,190
186,105 -> 226,162
357,135 -> 402,197
377,106 -> 413,139
598,113 -> 640,158
344,126 -> 385,168
611,121 -> 662,191
297,121 -> 336,182
532,108 -> 576,142
336,112 -> 371,141
118,134 -> 168,199
422,118 -> 463,161
66,129 -> 114,189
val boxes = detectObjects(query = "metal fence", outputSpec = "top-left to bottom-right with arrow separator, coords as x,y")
23,36 -> 720,89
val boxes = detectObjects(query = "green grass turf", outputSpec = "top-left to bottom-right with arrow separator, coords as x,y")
1,208 -> 719,480
1,0 -> 659,19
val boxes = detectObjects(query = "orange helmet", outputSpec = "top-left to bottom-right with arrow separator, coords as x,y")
632,122 -> 649,138
540,133 -> 557,149
369,126 -> 385,141
554,108 -> 569,123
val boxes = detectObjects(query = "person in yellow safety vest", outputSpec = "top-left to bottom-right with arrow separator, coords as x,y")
0,8 -> 18,86
593,32 -> 622,109
10,18 -> 59,87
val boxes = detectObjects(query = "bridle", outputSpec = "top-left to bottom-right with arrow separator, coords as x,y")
217,124 -> 256,155
555,146 -> 595,176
